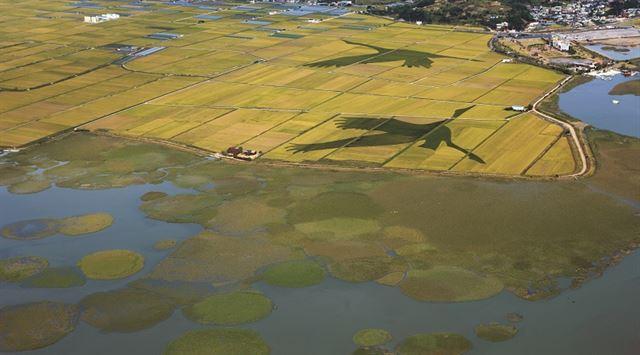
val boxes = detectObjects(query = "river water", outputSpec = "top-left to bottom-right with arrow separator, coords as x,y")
584,44 -> 640,61
559,75 -> 640,138
2,179 -> 639,355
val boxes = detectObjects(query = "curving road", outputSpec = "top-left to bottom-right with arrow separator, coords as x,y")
532,76 -> 589,177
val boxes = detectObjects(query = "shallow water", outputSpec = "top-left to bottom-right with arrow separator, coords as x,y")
559,75 -> 640,137
15,248 -> 640,355
1,177 -> 639,354
0,182 -> 201,305
585,44 -> 640,61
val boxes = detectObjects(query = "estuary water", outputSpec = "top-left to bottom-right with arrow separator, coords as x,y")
559,75 -> 640,138
2,180 -> 639,355
584,44 -> 640,61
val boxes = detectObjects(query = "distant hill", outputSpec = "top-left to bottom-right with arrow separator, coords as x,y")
369,0 -> 546,30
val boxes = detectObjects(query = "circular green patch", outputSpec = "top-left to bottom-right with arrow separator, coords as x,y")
8,178 -> 51,194
58,212 -> 114,236
165,328 -> 270,355
78,249 -> 144,280
80,288 -> 176,332
396,333 -> 471,355
1,219 -> 58,240
506,312 -> 523,323
0,301 -> 79,352
0,256 -> 48,282
474,323 -> 518,342
400,266 -> 503,302
183,291 -> 273,325
262,260 -> 325,288
353,328 -> 392,347
330,257 -> 398,283
21,267 -> 85,288
141,191 -> 168,201
154,239 -> 177,250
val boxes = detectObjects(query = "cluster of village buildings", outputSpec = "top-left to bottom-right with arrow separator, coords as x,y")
528,0 -> 638,30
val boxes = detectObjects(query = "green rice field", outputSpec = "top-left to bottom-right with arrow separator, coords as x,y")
0,0 -> 575,177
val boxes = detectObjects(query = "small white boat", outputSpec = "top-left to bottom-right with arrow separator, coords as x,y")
612,100 -> 620,104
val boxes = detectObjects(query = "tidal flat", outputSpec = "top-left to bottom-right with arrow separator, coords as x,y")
0,132 -> 638,354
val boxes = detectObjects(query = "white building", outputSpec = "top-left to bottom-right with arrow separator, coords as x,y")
84,13 -> 120,24
496,22 -> 509,31
551,35 -> 571,51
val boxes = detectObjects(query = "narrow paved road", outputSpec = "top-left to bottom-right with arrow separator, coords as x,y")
532,76 -> 589,177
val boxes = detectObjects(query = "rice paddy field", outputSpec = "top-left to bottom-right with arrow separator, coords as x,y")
0,0 -> 576,177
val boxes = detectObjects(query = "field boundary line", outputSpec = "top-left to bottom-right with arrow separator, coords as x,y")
380,118 -> 452,167
447,120 -> 509,171
167,108 -> 238,141
0,44 -> 86,75
0,68 -> 133,116
262,113 -> 342,155
1,75 -> 166,135
319,116 -> 394,161
520,134 -> 563,176
531,76 -> 588,178
235,110 -> 307,148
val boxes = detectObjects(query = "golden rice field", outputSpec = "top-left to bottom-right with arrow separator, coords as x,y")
0,0 -> 577,177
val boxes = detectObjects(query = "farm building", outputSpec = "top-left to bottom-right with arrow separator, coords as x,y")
83,13 -> 119,24
551,35 -> 571,51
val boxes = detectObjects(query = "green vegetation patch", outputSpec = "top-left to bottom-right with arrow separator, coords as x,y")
295,218 -> 380,239
1,219 -> 58,240
154,239 -> 178,250
506,312 -> 524,323
287,191 -> 383,224
331,256 -> 403,283
0,165 -> 35,186
1,213 -> 113,239
183,291 -> 273,325
58,212 -> 114,236
150,232 -> 293,284
382,226 -> 428,249
0,256 -> 48,282
400,267 -> 503,302
80,288 -> 176,332
165,328 -> 270,355
353,328 -> 392,347
78,249 -> 144,280
209,198 -> 286,234
27,134 -> 198,190
141,193 -> 221,226
396,333 -> 472,355
21,267 -> 86,288
7,177 -> 51,194
129,278 -> 216,305
474,323 -> 518,342
609,79 -> 640,96
262,260 -> 325,288
141,191 -> 168,201
376,271 -> 405,286
0,301 -> 79,352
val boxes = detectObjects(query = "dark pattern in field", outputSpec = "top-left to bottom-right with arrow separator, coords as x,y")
288,110 -> 485,163
306,40 -> 478,68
